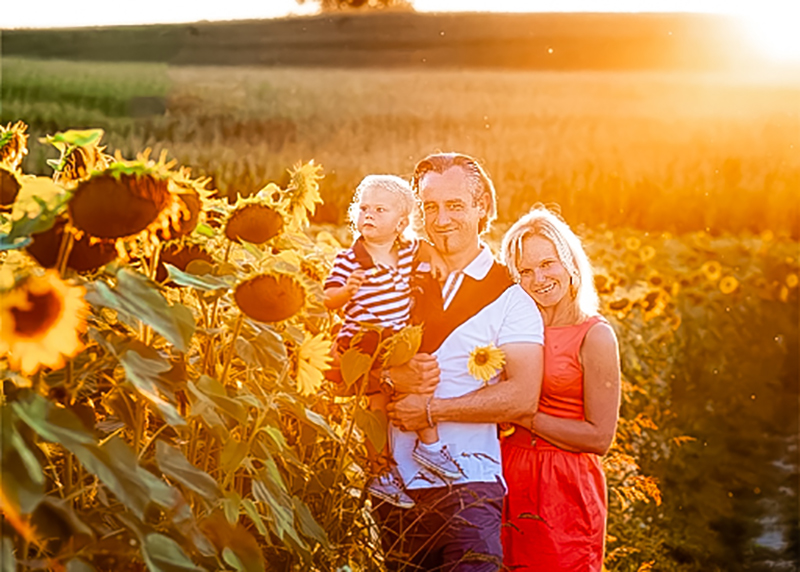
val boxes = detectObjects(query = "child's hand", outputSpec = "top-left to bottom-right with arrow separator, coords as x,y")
418,240 -> 448,281
345,270 -> 366,296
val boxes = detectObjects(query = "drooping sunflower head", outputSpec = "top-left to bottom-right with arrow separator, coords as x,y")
40,129 -> 111,185
0,121 -> 29,172
0,271 -> 87,375
276,161 -> 324,229
0,166 -> 23,211
224,200 -> 284,245
380,324 -> 423,368
67,157 -> 187,257
156,242 -> 214,284
59,143 -> 112,185
26,216 -> 118,273
234,272 -> 307,323
161,167 -> 215,240
467,343 -> 506,384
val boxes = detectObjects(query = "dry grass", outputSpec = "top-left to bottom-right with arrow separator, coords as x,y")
5,57 -> 799,234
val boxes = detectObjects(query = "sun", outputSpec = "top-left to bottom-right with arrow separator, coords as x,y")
737,6 -> 800,63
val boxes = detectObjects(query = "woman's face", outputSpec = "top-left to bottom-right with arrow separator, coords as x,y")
517,234 -> 572,309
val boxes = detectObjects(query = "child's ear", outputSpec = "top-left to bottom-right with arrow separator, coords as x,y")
397,216 -> 409,233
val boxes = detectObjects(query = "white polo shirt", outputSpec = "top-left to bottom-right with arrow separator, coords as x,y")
390,245 -> 544,490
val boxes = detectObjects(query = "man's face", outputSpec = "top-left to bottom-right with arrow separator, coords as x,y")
419,166 -> 486,256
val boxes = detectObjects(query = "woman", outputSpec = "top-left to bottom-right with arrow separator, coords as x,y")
499,207 -> 621,571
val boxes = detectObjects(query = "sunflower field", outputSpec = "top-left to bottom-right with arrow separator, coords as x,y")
0,121 -> 798,571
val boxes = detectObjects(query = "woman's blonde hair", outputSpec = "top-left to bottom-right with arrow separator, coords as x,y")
347,174 -> 419,240
501,206 -> 599,315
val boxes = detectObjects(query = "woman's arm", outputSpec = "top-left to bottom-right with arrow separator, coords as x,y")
520,321 -> 621,455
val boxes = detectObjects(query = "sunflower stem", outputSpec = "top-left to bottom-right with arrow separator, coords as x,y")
55,228 -> 75,277
148,242 -> 163,282
220,313 -> 244,386
327,355 -> 377,522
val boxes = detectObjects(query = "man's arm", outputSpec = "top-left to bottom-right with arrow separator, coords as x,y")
387,341 -> 543,431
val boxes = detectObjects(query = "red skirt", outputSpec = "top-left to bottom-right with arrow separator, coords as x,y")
501,429 -> 607,571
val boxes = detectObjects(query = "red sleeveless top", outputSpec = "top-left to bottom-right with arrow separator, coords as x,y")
505,314 -> 606,446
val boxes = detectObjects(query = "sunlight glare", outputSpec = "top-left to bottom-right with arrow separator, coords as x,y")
737,5 -> 800,62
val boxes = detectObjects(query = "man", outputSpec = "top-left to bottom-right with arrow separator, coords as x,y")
377,152 -> 545,571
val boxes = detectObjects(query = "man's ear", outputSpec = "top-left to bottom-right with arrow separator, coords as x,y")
477,193 -> 490,217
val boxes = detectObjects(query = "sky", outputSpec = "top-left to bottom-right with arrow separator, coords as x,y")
3,0 -> 800,60
1,0 -> 796,28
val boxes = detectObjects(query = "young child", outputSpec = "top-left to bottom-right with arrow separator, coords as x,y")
324,174 -> 461,508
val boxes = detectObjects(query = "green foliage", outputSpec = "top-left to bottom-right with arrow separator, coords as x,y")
1,125 -> 797,572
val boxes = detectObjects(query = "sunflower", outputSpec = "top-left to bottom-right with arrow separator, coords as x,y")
67,159 -> 187,257
701,261 -> 722,282
786,273 -> 798,289
639,245 -> 656,262
224,201 -> 284,244
296,332 -> 333,396
0,271 -> 87,375
593,273 -> 615,294
58,142 -> 112,185
26,216 -> 117,273
607,296 -> 633,320
646,270 -> 664,288
641,289 -> 668,321
380,324 -> 423,368
0,121 -> 29,171
625,237 -> 641,251
234,272 -> 306,323
467,344 -> 505,384
40,128 -> 110,185
719,276 -> 738,294
0,167 -> 22,210
282,161 -> 324,229
156,243 -> 214,283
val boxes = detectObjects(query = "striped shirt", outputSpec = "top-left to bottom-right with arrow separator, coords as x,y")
325,237 -> 419,345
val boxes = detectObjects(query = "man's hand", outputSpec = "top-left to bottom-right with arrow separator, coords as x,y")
387,393 -> 430,432
388,353 -> 439,394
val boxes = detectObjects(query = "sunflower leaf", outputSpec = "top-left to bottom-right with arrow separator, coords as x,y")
354,406 -> 387,452
1,537 -> 16,572
86,269 -> 195,352
292,496 -> 330,549
164,263 -> 232,292
141,533 -> 203,572
46,129 -> 104,148
340,348 -> 372,390
155,441 -> 221,503
119,348 -> 186,427
6,192 -> 71,241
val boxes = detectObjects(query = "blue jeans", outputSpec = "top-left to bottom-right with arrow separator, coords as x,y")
373,480 -> 505,572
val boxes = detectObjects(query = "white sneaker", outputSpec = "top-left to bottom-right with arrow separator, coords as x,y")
367,467 -> 415,509
412,442 -> 463,480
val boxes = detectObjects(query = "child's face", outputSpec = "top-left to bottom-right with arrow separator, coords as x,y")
356,186 -> 408,243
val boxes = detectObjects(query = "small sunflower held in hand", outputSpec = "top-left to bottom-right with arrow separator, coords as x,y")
467,343 -> 505,384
